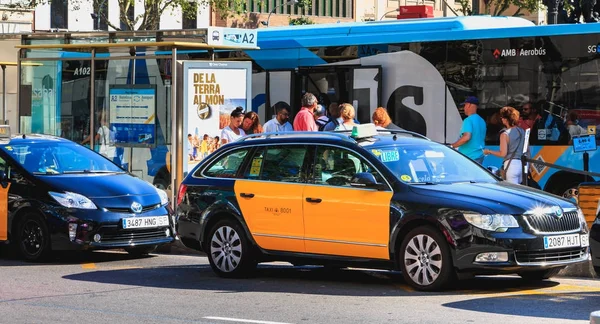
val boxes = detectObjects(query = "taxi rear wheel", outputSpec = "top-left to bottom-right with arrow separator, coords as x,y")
594,266 -> 600,277
17,213 -> 51,262
399,226 -> 453,291
207,219 -> 256,278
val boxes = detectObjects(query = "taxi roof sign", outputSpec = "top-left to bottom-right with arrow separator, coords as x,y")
0,125 -> 10,138
351,123 -> 379,139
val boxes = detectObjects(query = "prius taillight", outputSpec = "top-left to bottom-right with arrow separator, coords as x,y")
177,184 -> 187,206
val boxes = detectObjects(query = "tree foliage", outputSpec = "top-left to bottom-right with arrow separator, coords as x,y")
456,0 -> 542,17
9,0 -> 313,31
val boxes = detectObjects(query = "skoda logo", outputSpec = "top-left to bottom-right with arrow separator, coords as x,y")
131,202 -> 143,214
554,207 -> 563,219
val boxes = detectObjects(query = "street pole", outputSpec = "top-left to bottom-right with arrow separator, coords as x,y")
2,64 -> 6,125
547,0 -> 560,24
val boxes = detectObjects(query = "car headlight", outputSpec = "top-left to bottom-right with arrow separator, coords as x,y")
49,191 -> 97,210
463,213 -> 519,232
157,188 -> 169,206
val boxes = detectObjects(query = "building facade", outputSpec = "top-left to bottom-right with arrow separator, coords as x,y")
31,0 -> 211,31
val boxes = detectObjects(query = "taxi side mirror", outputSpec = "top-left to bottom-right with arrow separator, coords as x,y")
0,170 -> 8,188
350,172 -> 384,190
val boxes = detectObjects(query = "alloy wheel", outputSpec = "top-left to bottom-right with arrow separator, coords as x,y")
210,226 -> 242,272
21,219 -> 45,257
403,234 -> 443,286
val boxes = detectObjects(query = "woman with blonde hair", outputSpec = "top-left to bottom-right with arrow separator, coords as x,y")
334,103 -> 357,131
484,106 -> 526,185
372,107 -> 402,130
241,111 -> 264,135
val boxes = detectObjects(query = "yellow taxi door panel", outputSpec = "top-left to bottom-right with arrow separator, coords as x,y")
303,185 -> 392,259
0,183 -> 10,241
234,180 -> 305,252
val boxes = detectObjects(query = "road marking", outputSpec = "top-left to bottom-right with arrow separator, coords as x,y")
203,316 -> 293,324
81,263 -> 96,269
394,284 -> 415,292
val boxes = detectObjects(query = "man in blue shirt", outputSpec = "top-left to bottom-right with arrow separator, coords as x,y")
450,96 -> 487,164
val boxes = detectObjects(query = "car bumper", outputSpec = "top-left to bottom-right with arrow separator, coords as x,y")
48,205 -> 176,251
452,229 -> 590,274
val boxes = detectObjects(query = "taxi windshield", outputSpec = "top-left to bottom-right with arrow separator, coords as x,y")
1,142 -> 125,175
368,143 -> 497,184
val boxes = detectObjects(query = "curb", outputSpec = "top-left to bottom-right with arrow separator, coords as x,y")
557,260 -> 598,279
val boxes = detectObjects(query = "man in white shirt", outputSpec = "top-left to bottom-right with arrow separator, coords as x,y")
263,102 -> 293,133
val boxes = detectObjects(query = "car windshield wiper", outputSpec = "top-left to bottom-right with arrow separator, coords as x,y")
410,181 -> 437,185
63,170 -> 123,174
32,171 -> 61,175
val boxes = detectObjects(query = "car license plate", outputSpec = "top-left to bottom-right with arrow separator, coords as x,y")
122,216 -> 169,229
543,234 -> 587,250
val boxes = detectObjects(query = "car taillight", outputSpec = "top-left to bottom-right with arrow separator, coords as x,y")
177,184 -> 187,206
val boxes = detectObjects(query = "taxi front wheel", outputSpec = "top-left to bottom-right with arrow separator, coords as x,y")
16,213 -> 51,262
399,226 -> 453,291
207,219 -> 256,278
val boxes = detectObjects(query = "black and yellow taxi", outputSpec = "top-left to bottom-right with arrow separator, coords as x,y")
0,126 -> 175,261
176,124 -> 589,291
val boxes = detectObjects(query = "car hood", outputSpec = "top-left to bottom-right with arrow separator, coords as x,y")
39,173 -> 158,198
409,181 -> 576,214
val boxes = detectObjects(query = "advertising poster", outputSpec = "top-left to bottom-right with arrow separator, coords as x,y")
109,85 -> 157,147
182,61 -> 252,175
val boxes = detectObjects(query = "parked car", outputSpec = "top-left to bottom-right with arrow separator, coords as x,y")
176,124 -> 589,291
0,128 -> 175,261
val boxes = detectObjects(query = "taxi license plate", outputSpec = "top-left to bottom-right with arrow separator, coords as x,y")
543,234 -> 587,250
122,216 -> 169,229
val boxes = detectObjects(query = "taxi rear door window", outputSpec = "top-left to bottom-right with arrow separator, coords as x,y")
200,148 -> 250,178
243,146 -> 309,183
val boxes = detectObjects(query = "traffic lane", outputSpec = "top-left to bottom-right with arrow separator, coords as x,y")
0,252 -> 598,324
61,263 -> 600,323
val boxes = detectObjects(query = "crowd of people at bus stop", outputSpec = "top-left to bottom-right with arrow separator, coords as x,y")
210,92 -> 402,144
192,91 -> 588,187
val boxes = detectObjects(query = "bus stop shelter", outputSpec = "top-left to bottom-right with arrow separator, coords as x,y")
15,29 -> 259,207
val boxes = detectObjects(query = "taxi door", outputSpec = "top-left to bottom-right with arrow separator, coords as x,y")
0,127 -> 9,241
0,177 -> 8,241
234,145 -> 310,253
302,146 -> 392,259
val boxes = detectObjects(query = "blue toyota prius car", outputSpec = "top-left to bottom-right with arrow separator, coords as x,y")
0,128 -> 175,261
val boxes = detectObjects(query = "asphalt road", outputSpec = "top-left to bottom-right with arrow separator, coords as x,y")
1,249 -> 599,324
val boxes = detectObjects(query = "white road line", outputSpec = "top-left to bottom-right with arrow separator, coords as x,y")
203,316 -> 293,324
